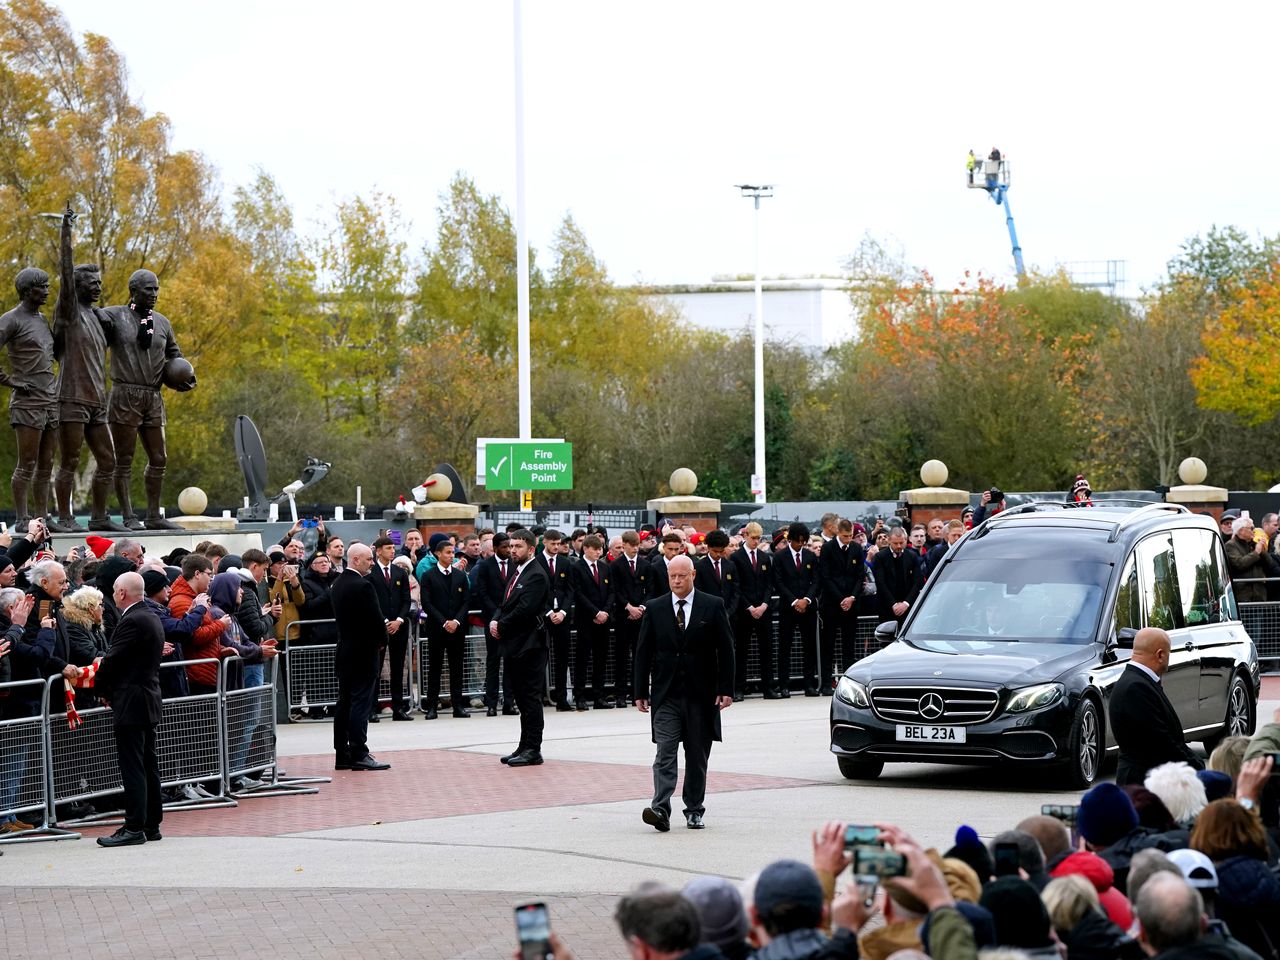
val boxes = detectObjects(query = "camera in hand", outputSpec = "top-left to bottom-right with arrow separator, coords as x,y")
515,902 -> 553,960
988,487 -> 1004,503
1041,803 -> 1080,825
994,841 -> 1021,876
300,518 -> 318,529
852,845 -> 907,879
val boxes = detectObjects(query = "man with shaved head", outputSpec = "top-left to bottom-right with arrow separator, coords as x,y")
1109,626 -> 1203,785
329,543 -> 390,771
634,553 -> 735,832
94,570 -> 165,846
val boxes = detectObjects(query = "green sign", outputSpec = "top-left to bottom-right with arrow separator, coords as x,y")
484,441 -> 574,490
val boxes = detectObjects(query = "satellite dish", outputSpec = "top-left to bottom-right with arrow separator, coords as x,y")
235,414 -> 331,520
432,463 -> 469,504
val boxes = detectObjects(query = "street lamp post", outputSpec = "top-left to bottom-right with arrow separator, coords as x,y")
736,184 -> 773,505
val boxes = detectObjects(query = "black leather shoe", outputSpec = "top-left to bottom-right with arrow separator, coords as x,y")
555,702 -> 574,712
335,757 -> 351,770
144,828 -> 163,842
425,709 -> 438,720
820,688 -> 833,696
392,710 -> 414,721
781,690 -> 792,698
642,807 -> 671,833
486,706 -> 498,717
575,701 -> 590,711
452,708 -> 470,718
368,713 -> 380,723
500,746 -> 524,764
686,813 -> 705,830
804,687 -> 820,697
733,692 -> 745,702
350,755 -> 390,771
593,699 -> 614,709
503,705 -> 519,716
505,750 -> 544,767
763,690 -> 783,700
97,827 -> 146,847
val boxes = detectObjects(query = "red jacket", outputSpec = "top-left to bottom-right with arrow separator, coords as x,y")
168,575 -> 230,688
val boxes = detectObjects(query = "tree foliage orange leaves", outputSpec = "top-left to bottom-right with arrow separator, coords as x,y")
1192,267 -> 1280,425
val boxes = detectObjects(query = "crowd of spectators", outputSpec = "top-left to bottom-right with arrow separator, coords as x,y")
519,713 -> 1280,959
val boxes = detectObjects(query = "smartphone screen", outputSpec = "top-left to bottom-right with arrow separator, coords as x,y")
843,824 -> 880,848
515,902 -> 552,960
994,841 -> 1021,877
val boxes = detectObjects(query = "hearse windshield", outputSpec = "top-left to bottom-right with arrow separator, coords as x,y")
905,556 -> 1111,650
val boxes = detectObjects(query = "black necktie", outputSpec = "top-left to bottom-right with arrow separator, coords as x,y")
676,599 -> 686,631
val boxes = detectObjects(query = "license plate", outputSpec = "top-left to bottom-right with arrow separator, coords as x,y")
896,724 -> 966,743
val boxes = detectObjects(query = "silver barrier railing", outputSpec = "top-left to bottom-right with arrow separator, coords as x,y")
49,658 -> 237,827
0,678 -> 78,844
283,620 -> 413,719
1237,602 -> 1280,663
220,655 -> 327,797
417,617 -> 491,710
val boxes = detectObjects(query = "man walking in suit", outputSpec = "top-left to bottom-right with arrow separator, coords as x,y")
571,533 -> 616,709
1110,627 -> 1203,785
873,527 -> 923,626
420,537 -> 471,719
472,531 -> 516,717
731,522 -> 775,699
610,530 -> 649,707
774,522 -> 820,697
94,572 -> 164,847
330,544 -> 390,771
634,555 -> 734,832
818,518 -> 865,685
368,535 -> 413,720
491,529 -> 551,767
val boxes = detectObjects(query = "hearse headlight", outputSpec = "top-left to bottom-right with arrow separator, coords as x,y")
1005,682 -> 1064,714
835,677 -> 870,708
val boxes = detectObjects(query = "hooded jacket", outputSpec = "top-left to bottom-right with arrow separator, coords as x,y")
168,575 -> 229,687
1051,850 -> 1134,930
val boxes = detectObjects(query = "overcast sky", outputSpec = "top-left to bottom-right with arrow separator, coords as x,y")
55,1 -> 1280,295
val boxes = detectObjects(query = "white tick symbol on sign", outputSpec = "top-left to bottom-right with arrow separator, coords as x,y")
490,455 -> 509,478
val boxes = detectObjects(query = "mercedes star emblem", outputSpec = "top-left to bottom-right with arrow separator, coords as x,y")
918,692 -> 945,720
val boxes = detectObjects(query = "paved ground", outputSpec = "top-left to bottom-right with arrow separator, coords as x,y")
4,682 -> 1275,960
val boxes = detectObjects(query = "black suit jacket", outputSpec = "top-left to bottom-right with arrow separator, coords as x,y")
1110,663 -> 1203,785
693,554 -> 740,619
774,547 -> 819,611
634,590 -> 735,744
330,568 -> 387,671
610,553 -> 649,614
818,540 -> 865,609
420,566 -> 470,637
731,546 -> 775,612
366,561 -> 411,626
497,560 -> 550,658
95,601 -> 164,727
647,555 -> 674,601
536,552 -> 574,614
471,555 -> 513,623
571,557 -> 614,623
872,549 -> 924,621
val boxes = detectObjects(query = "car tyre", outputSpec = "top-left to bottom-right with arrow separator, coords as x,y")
837,757 -> 884,780
1062,698 -> 1102,789
1202,674 -> 1255,753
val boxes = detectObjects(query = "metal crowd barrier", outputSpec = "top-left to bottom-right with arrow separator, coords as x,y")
284,619 -> 413,719
221,655 -> 326,798
0,679 -> 78,844
51,659 -> 237,826
1238,602 -> 1280,664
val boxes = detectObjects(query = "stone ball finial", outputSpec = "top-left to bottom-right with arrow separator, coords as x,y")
669,467 -> 698,497
920,459 -> 949,488
1179,457 -> 1207,486
177,486 -> 208,516
425,472 -> 453,502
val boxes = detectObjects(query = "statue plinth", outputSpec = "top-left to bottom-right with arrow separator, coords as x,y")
646,495 -> 721,533
1166,484 -> 1228,518
899,486 -> 970,525
170,516 -> 239,533
413,501 -> 480,539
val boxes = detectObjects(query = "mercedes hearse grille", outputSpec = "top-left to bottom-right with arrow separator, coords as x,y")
870,686 -> 1000,725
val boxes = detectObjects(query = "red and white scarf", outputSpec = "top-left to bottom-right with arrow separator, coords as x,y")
63,661 -> 100,729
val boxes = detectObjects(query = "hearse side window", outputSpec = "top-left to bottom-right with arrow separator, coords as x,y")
1114,555 -> 1140,634
1210,534 -> 1238,621
1136,533 -> 1182,631
1172,528 -> 1222,626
